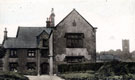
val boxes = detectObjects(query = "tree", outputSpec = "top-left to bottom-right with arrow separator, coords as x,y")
0,46 -> 6,58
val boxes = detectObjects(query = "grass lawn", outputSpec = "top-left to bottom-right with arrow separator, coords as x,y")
59,70 -> 95,79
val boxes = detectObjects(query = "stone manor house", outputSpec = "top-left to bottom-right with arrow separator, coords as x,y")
1,9 -> 97,75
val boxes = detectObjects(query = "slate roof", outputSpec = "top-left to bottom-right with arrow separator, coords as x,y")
99,54 -> 114,60
3,27 -> 52,48
98,54 -> 121,61
3,9 -> 95,48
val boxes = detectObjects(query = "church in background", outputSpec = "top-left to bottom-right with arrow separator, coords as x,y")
0,9 -> 97,75
122,39 -> 131,61
96,39 -> 131,62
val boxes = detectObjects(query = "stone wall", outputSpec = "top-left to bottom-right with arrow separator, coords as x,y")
53,10 -> 96,63
3,49 -> 39,74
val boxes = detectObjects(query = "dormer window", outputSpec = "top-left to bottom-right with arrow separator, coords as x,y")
10,49 -> 17,58
43,39 -> 48,47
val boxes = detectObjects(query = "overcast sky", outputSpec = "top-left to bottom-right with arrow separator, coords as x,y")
0,0 -> 135,52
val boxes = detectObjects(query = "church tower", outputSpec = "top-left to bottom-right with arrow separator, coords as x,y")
122,39 -> 131,61
122,39 -> 130,53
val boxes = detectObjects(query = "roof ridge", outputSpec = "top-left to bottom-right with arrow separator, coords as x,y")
18,26 -> 46,28
7,37 -> 16,38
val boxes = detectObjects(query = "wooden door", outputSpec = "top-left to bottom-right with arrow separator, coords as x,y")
41,63 -> 49,74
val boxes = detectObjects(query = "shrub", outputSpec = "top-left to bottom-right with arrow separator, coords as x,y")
23,70 -> 37,75
58,63 -> 103,73
0,71 -> 29,80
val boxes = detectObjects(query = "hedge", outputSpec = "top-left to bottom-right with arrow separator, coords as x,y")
0,71 -> 29,80
58,63 -> 103,73
58,61 -> 135,74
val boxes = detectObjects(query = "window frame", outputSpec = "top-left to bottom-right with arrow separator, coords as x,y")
40,49 -> 49,58
65,56 -> 85,63
26,62 -> 36,70
9,49 -> 17,58
27,49 -> 36,58
65,33 -> 84,48
42,39 -> 49,47
9,62 -> 18,72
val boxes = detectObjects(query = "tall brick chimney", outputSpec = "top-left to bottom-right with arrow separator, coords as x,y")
4,28 -> 7,40
46,18 -> 51,27
49,8 -> 55,27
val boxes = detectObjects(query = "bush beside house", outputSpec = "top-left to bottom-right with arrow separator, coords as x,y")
0,71 -> 29,80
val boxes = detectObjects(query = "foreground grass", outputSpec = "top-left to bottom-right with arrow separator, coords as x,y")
59,70 -> 95,79
59,72 -> 135,80
58,60 -> 135,79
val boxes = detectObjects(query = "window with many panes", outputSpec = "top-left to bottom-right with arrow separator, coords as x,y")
65,56 -> 85,63
40,49 -> 49,58
27,49 -> 36,57
26,62 -> 36,70
65,33 -> 84,48
10,49 -> 17,58
43,39 -> 48,47
9,62 -> 18,72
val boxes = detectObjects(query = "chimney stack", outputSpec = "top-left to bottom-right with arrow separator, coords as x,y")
50,8 -> 55,27
46,8 -> 55,27
4,28 -> 7,40
46,18 -> 51,27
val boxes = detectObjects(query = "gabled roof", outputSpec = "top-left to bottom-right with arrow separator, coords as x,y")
3,27 -> 52,48
56,9 -> 96,29
3,9 -> 96,48
37,30 -> 49,38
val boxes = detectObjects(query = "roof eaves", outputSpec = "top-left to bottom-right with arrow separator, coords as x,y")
36,30 -> 49,37
16,26 -> 20,38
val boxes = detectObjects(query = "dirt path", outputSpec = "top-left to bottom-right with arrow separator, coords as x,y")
26,75 -> 63,80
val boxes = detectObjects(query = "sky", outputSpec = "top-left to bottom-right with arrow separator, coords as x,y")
0,0 -> 135,52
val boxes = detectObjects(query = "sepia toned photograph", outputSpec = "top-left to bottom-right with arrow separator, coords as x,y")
0,0 -> 135,80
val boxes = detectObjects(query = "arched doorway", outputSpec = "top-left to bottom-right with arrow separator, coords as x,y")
40,62 -> 49,74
